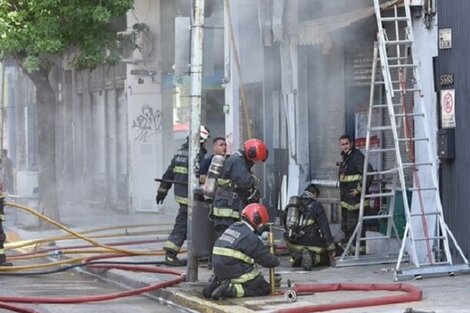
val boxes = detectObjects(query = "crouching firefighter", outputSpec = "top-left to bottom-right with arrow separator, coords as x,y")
202,203 -> 280,300
282,184 -> 338,270
155,125 -> 210,266
0,192 -> 12,266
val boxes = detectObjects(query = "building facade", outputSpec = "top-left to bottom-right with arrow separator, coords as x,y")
4,0 -> 467,259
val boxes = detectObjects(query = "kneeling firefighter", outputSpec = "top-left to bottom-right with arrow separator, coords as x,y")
202,203 -> 280,300
282,183 -> 338,270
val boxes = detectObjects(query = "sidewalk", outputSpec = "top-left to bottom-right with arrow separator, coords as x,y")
4,203 -> 470,313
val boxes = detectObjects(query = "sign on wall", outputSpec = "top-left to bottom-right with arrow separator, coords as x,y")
441,89 -> 456,128
439,28 -> 452,50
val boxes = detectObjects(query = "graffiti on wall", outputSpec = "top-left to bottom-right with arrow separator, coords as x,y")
132,104 -> 162,142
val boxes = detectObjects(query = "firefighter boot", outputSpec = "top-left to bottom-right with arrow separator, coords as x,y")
202,275 -> 219,298
164,251 -> 187,267
0,254 -> 12,267
289,251 -> 302,268
211,280 -> 236,300
301,249 -> 313,271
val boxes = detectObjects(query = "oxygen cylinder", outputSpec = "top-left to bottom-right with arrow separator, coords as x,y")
285,196 -> 300,239
203,154 -> 225,199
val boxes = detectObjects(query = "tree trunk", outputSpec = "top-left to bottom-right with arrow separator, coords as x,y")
22,67 -> 60,223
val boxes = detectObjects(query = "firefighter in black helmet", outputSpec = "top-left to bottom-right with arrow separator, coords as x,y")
282,183 -> 338,270
156,125 -> 210,266
211,138 -> 268,239
202,203 -> 279,300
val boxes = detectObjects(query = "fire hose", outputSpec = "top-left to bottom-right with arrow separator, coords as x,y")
275,282 -> 422,313
1,202 -> 423,313
0,253 -> 186,313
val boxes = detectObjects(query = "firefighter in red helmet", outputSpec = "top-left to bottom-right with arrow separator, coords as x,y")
202,203 -> 280,300
211,138 -> 268,239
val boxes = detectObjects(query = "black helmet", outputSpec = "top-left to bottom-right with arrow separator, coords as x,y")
301,183 -> 319,199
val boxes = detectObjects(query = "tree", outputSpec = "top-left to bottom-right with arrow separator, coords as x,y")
0,0 -> 137,221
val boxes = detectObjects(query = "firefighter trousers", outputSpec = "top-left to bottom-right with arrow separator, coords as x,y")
341,208 -> 366,249
164,203 -> 187,255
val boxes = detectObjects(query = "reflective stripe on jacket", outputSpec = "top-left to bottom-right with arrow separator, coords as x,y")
212,150 -> 257,220
212,222 -> 279,281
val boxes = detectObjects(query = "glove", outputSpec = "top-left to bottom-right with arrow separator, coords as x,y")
156,192 -> 167,204
329,250 -> 336,265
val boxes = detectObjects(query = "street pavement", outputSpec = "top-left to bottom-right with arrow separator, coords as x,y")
3,200 -> 470,313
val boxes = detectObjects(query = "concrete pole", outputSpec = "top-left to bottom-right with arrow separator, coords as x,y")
187,0 -> 205,282
0,63 -> 5,187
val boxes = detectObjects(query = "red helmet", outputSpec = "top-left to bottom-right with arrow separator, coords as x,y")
244,139 -> 268,162
241,203 -> 269,229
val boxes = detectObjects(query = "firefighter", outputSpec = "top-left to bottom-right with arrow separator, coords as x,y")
156,125 -> 210,266
338,134 -> 373,254
0,193 -> 12,266
202,203 -> 280,300
282,183 -> 338,270
211,138 -> 268,239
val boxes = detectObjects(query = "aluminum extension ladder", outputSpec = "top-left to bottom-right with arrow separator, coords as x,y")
336,0 -> 469,281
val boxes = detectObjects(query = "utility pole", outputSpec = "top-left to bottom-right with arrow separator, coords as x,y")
187,0 -> 205,282
0,63 -> 5,185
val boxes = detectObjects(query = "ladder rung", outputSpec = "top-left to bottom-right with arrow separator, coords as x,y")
408,187 -> 438,191
388,56 -> 408,61
410,211 -> 441,217
363,214 -> 392,220
395,113 -> 425,118
369,148 -> 396,153
385,40 -> 413,46
369,168 -> 397,176
380,17 -> 408,22
372,104 -> 401,108
414,236 -> 446,241
402,162 -> 433,167
371,126 -> 393,131
393,88 -> 421,93
376,80 -> 401,85
398,137 -> 429,142
364,192 -> 395,198
359,235 -> 390,241
389,64 -> 418,69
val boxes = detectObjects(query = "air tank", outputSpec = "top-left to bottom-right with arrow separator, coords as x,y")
203,154 -> 225,199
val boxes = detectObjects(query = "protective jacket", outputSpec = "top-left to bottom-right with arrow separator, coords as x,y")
339,147 -> 373,211
158,141 -> 206,258
158,141 -> 206,205
212,221 -> 279,282
212,149 -> 257,225
284,197 -> 336,254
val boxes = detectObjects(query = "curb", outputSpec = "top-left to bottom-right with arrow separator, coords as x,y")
82,265 -> 256,313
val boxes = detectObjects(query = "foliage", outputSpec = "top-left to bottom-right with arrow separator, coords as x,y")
0,0 -> 136,71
